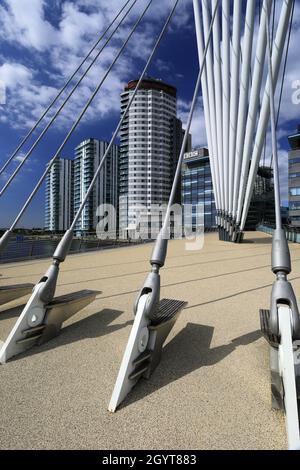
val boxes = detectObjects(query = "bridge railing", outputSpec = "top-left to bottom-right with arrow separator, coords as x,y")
0,236 -> 148,264
257,223 -> 300,244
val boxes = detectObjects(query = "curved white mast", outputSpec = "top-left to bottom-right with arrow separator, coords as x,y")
221,0 -> 230,216
212,0 -> 224,212
193,0 -> 219,211
228,0 -> 242,217
236,0 -> 270,227
232,0 -> 256,221
202,0 -> 222,213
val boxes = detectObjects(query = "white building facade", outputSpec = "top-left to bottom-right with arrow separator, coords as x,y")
119,78 -> 189,236
45,158 -> 73,232
74,138 -> 119,233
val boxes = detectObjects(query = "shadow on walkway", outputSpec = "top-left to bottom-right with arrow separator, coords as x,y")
15,308 -> 132,360
121,323 -> 262,410
0,303 -> 26,321
244,236 -> 273,245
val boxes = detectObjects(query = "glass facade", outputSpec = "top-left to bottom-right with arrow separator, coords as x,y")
181,148 -> 216,230
118,78 -> 191,236
288,125 -> 300,227
245,166 -> 275,230
45,158 -> 73,232
74,139 -> 119,233
290,187 -> 300,196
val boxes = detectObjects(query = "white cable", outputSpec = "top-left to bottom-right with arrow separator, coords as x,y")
1,1 -> 153,236
265,0 -> 282,228
70,0 -> 182,231
0,0 -> 133,178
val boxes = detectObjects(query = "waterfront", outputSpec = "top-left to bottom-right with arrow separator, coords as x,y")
0,237 -> 138,263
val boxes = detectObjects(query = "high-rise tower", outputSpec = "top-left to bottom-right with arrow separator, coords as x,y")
119,77 -> 190,236
288,125 -> 300,227
45,157 -> 73,232
74,139 -> 119,233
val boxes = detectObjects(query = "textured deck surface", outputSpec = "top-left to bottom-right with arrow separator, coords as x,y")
0,231 -> 296,449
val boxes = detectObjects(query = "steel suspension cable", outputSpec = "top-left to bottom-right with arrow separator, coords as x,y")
266,1 -> 281,228
269,0 -> 295,169
263,0 -> 281,167
228,0 -> 242,216
70,0 -> 182,233
221,0 -> 230,215
232,0 -> 256,220
0,0 -> 138,197
0,0 -> 132,177
0,0 -> 152,252
263,0 -> 275,171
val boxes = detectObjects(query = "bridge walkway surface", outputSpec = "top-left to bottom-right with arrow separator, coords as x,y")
0,231 -> 294,449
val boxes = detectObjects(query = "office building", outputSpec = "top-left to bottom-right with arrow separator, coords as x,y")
245,166 -> 275,230
45,157 -> 73,232
182,148 -> 216,230
119,77 -> 191,237
288,125 -> 300,227
74,139 -> 119,233
181,150 -> 274,232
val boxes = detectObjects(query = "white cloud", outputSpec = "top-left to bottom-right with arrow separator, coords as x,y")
0,0 -> 192,132
0,63 -> 33,89
0,0 -> 57,51
178,96 -> 210,150
59,2 -> 106,51
155,58 -> 171,73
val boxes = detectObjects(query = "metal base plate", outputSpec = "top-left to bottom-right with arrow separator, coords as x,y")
278,306 -> 300,449
108,296 -> 187,412
260,305 -> 300,449
39,289 -> 100,344
0,286 -> 99,363
260,309 -> 280,347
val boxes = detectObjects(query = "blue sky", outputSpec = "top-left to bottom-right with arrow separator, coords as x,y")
0,0 -> 299,228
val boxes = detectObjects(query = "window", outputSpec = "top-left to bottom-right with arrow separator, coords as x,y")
290,187 -> 300,196
290,201 -> 300,210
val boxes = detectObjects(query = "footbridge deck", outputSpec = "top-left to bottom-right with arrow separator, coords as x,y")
0,231 -> 293,449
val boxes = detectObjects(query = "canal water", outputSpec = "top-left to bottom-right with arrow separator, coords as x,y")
0,238 -> 127,263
